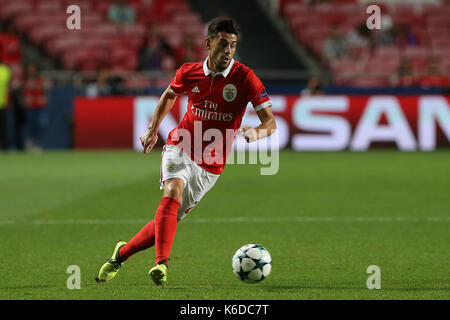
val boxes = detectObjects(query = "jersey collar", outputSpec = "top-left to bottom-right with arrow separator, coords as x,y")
203,57 -> 235,78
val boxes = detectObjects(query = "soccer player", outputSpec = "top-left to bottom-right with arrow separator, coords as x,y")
96,18 -> 276,286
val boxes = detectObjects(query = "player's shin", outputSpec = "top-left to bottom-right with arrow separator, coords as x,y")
118,219 -> 156,261
154,196 -> 181,266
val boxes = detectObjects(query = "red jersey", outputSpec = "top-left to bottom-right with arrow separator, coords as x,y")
167,58 -> 271,175
23,76 -> 48,109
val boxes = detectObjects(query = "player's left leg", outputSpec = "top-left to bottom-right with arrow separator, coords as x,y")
95,241 -> 127,283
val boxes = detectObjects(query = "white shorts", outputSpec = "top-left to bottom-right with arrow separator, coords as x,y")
160,144 -> 220,221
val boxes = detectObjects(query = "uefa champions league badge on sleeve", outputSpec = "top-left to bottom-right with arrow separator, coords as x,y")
223,84 -> 237,102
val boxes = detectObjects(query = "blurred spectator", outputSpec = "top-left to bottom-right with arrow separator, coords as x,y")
305,0 -> 332,6
0,56 -> 11,150
23,65 -> 49,151
86,69 -> 126,97
395,24 -> 418,48
322,24 -> 347,62
174,33 -> 203,67
417,58 -> 450,88
86,69 -> 113,97
0,24 -> 22,64
10,83 -> 26,151
108,0 -> 136,26
392,58 -> 416,87
346,23 -> 373,59
375,15 -> 396,47
139,23 -> 174,71
301,77 -> 324,95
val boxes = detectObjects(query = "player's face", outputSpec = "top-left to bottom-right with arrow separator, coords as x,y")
206,32 -> 238,72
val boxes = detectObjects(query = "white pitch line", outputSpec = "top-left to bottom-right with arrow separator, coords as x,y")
0,216 -> 449,226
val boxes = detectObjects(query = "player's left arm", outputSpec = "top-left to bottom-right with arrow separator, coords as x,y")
240,105 -> 277,143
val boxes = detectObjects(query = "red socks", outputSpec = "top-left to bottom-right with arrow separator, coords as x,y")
154,196 -> 181,265
118,219 -> 156,261
118,196 -> 180,265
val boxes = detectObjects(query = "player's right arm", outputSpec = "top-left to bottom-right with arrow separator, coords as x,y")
140,87 -> 178,153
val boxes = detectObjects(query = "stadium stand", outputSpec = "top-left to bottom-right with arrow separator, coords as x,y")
0,0 -> 448,90
0,0 -> 207,80
279,0 -> 450,87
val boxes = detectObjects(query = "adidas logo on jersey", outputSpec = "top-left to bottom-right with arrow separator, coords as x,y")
192,86 -> 200,93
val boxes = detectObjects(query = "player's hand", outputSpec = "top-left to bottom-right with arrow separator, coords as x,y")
140,128 -> 158,153
239,125 -> 258,143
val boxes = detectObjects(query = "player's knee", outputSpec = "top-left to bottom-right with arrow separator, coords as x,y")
163,178 -> 184,202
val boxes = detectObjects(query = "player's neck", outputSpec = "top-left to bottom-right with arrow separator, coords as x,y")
207,58 -> 224,74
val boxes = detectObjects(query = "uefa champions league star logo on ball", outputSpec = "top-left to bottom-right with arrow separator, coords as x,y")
232,244 -> 272,283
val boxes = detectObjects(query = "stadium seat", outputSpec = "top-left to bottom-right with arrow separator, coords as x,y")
29,26 -> 66,46
0,0 -> 33,20
46,37 -> 83,58
350,76 -> 390,87
403,47 -> 429,59
373,46 -> 400,60
110,48 -> 139,71
0,0 -> 207,73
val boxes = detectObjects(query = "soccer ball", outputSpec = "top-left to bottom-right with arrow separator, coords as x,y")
232,244 -> 272,283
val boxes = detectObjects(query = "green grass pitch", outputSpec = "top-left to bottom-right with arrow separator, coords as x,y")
0,150 -> 449,300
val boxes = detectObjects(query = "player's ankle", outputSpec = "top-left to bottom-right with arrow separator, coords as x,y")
155,258 -> 169,268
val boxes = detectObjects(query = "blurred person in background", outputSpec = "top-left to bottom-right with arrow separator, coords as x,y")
374,15 -> 396,47
109,0 -> 136,26
395,23 -> 418,48
346,23 -> 373,59
23,64 -> 48,151
392,58 -> 415,87
322,23 -> 347,63
139,23 -> 174,71
0,55 -> 11,150
0,23 -> 22,65
10,80 -> 26,151
86,69 -> 113,98
174,33 -> 204,67
301,76 -> 324,95
417,57 -> 450,88
86,69 -> 126,97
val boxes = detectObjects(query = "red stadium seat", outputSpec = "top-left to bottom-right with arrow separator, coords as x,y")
0,0 -> 33,20
350,76 -> 390,87
431,37 -> 450,49
46,36 -> 83,58
403,47 -> 429,59
330,58 -> 360,74
110,48 -> 139,71
63,47 -> 109,71
163,1 -> 190,19
374,46 -> 400,60
36,1 -> 62,12
29,26 -> 66,46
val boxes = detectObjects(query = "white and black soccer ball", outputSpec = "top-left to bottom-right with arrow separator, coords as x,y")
232,244 -> 272,284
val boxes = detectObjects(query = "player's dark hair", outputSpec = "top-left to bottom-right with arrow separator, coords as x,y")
207,18 -> 240,40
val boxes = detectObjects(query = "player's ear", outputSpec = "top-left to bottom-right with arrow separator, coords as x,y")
205,37 -> 211,50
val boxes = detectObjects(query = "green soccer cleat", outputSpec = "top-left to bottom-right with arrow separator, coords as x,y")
95,241 -> 127,283
149,261 -> 168,287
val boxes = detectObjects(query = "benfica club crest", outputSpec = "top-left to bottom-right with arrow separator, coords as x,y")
223,84 -> 237,102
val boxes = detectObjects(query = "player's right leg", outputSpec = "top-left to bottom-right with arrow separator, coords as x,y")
149,178 -> 184,286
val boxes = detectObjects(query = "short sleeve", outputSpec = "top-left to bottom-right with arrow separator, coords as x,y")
246,70 -> 271,111
169,65 -> 187,95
